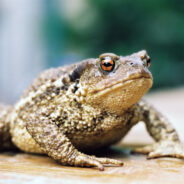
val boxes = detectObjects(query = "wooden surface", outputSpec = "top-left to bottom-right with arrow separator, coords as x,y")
0,88 -> 184,184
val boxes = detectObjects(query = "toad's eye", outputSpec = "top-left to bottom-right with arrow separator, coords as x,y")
143,56 -> 151,67
146,56 -> 151,67
100,58 -> 115,72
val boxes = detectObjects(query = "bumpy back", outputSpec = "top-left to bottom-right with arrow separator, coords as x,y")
21,65 -> 74,98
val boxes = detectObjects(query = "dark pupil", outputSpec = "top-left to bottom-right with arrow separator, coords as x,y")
103,61 -> 113,67
147,57 -> 151,63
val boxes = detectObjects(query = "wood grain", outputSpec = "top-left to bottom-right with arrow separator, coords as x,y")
1,146 -> 184,184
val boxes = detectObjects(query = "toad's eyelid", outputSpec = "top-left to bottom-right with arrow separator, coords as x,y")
143,58 -> 147,64
103,56 -> 112,61
114,59 -> 120,70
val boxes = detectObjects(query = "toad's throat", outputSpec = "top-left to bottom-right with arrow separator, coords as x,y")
92,74 -> 152,95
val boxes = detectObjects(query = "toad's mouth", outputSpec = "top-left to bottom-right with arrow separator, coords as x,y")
92,74 -> 152,95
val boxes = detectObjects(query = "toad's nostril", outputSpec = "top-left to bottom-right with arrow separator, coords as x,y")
128,60 -> 142,67
129,62 -> 137,67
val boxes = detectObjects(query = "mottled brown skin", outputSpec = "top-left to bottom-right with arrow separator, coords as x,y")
0,50 -> 184,171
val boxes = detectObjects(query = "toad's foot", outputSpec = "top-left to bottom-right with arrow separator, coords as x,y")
75,154 -> 124,171
132,141 -> 184,160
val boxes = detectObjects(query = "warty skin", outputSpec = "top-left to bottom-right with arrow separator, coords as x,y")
0,50 -> 184,171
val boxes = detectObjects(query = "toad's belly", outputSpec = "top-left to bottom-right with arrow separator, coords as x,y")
68,125 -> 132,152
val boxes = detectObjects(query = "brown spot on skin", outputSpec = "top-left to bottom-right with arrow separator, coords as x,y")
61,85 -> 69,91
72,79 -> 80,93
55,88 -> 61,95
69,64 -> 85,82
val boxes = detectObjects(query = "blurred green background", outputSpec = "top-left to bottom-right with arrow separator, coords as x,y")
0,0 -> 184,103
44,0 -> 184,89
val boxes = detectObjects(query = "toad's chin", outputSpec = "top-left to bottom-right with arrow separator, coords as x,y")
87,77 -> 153,115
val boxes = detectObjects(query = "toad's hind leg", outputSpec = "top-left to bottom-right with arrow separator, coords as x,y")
0,104 -> 15,150
26,113 -> 123,170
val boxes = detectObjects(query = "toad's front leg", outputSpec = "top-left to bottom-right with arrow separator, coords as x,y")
132,100 -> 184,159
26,113 -> 123,170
